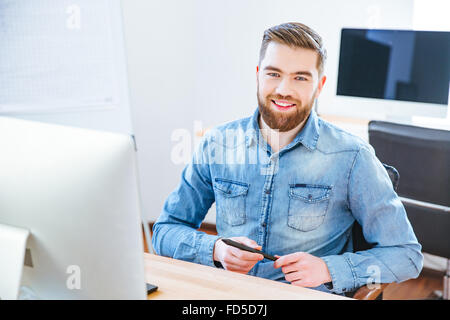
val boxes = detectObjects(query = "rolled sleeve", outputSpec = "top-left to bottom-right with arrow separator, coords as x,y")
322,254 -> 357,294
198,233 -> 221,267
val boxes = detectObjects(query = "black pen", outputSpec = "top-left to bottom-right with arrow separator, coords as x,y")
221,238 -> 278,261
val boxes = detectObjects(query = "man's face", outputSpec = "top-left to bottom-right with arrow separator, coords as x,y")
257,42 -> 326,132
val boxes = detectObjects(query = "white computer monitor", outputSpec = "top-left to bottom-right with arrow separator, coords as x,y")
0,116 -> 147,299
319,28 -> 450,124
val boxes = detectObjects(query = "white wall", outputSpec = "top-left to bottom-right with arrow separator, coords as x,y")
413,0 -> 450,31
3,0 -> 134,135
121,0 -> 415,223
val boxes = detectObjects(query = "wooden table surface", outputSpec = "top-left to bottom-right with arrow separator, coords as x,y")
144,253 -> 350,300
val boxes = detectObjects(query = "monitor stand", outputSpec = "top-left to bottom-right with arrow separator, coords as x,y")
0,224 -> 29,300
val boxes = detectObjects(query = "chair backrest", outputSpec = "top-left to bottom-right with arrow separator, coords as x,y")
368,121 -> 450,207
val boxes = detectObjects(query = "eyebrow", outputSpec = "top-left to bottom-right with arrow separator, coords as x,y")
263,65 -> 313,77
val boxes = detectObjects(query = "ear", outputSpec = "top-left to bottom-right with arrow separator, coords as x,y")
315,75 -> 327,98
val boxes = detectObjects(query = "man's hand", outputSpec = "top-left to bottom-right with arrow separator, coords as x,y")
213,237 -> 264,274
273,252 -> 332,287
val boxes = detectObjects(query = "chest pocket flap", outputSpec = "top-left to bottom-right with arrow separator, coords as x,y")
214,178 -> 249,197
289,184 -> 331,202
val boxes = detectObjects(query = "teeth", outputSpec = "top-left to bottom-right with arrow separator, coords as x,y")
274,101 -> 294,107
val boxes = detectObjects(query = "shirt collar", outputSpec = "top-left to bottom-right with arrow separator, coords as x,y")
246,107 -> 320,151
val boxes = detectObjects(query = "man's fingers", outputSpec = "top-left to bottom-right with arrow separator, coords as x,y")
274,252 -> 305,268
229,246 -> 264,262
223,251 -> 248,266
281,264 -> 298,275
291,279 -> 315,288
228,237 -> 264,261
290,279 -> 306,287
227,266 -> 252,274
284,271 -> 303,283
216,236 -> 263,274
222,253 -> 257,273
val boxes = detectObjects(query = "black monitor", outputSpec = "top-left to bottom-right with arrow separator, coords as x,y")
337,28 -> 450,105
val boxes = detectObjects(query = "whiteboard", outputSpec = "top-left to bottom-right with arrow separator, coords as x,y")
0,0 -> 133,135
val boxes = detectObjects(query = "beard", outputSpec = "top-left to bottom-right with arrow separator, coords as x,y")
257,87 -> 316,132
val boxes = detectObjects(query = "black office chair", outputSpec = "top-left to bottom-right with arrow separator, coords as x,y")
368,120 -> 450,300
346,163 -> 399,300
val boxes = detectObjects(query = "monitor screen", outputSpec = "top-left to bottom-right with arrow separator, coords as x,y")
337,29 -> 450,105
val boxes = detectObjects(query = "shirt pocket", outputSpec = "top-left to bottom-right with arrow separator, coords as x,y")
288,184 -> 332,232
214,178 -> 249,226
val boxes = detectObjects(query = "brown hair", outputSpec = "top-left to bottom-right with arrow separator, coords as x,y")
259,22 -> 327,76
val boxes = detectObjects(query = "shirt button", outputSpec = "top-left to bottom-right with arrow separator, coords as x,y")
261,222 -> 267,228
265,189 -> 271,194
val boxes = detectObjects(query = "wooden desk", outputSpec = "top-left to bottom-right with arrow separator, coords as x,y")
144,253 -> 350,300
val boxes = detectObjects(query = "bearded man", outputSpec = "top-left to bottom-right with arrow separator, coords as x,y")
152,22 -> 423,295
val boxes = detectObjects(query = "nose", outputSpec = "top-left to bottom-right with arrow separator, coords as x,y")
275,78 -> 295,97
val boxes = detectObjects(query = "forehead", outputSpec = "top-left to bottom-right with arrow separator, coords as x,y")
260,42 -> 319,76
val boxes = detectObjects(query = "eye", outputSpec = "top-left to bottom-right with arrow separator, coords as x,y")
267,73 -> 280,77
295,76 -> 308,81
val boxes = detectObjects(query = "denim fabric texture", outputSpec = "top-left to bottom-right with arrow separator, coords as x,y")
152,108 -> 423,294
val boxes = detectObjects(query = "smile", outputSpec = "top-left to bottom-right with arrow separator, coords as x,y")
271,100 -> 296,110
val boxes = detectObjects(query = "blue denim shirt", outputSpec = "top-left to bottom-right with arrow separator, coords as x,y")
153,108 -> 423,295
